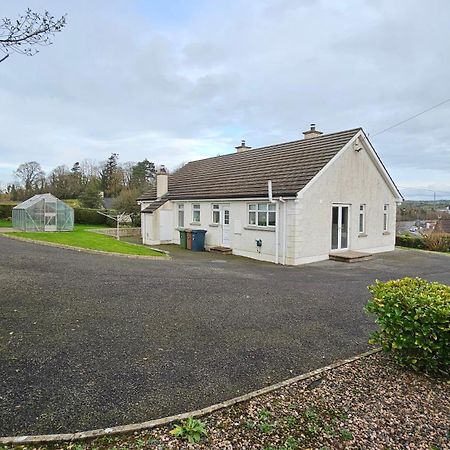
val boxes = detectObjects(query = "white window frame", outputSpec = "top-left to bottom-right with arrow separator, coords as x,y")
178,204 -> 184,228
248,203 -> 276,227
359,204 -> 366,234
383,204 -> 389,232
192,203 -> 201,223
211,204 -> 220,224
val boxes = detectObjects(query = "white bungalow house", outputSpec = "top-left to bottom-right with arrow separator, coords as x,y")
138,125 -> 403,265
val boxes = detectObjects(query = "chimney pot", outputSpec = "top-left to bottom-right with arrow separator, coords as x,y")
235,139 -> 252,152
156,165 -> 169,197
303,123 -> 323,139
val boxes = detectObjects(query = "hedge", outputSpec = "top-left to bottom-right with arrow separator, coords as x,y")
0,203 -> 16,219
73,208 -> 108,225
366,277 -> 450,376
395,234 -> 426,249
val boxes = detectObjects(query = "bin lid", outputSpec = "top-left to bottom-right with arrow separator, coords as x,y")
191,229 -> 207,234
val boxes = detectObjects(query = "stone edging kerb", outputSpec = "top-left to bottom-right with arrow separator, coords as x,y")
0,348 -> 381,445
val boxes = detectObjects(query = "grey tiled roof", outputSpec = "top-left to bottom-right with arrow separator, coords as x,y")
138,128 -> 361,201
141,196 -> 169,214
437,218 -> 450,233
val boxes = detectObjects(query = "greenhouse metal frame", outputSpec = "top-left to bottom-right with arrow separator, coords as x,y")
12,193 -> 74,232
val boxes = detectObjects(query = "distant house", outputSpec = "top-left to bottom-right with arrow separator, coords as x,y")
436,218 -> 450,234
137,125 -> 403,265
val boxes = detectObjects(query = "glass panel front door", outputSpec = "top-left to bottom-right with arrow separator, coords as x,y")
221,206 -> 231,247
331,205 -> 349,250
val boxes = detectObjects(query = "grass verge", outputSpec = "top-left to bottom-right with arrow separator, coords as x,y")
1,224 -> 164,257
0,219 -> 12,227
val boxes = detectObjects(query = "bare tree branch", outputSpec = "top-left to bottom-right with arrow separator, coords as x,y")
0,9 -> 66,62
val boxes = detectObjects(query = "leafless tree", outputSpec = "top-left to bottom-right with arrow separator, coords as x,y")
14,161 -> 45,192
0,9 -> 66,63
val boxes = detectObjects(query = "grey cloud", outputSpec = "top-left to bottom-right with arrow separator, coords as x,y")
0,0 -> 449,197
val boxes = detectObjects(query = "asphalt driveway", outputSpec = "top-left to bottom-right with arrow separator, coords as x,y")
1,237 -> 449,436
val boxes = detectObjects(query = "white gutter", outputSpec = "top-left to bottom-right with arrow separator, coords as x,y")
268,180 -> 280,265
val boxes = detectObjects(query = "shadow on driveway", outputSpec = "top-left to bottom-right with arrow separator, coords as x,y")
1,237 -> 449,436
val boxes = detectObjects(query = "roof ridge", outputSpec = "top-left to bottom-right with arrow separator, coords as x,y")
182,127 -> 362,166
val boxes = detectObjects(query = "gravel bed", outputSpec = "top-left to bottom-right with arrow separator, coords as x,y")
2,352 -> 449,450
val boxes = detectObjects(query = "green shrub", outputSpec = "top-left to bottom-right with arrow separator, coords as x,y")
73,207 -> 107,225
422,232 -> 450,252
366,277 -> 450,375
395,234 -> 426,249
0,203 -> 16,219
170,417 -> 207,444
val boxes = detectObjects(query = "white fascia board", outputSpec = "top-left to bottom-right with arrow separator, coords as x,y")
296,132 -> 361,200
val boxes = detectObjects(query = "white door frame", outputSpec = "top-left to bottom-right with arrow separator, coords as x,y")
221,204 -> 231,247
331,204 -> 350,251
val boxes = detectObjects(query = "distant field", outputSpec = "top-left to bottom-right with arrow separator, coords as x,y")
3,224 -> 164,257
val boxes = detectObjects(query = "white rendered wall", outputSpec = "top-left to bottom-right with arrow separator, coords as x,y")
294,136 -> 398,264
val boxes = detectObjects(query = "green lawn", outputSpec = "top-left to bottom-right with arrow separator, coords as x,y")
3,224 -> 164,257
0,219 -> 12,227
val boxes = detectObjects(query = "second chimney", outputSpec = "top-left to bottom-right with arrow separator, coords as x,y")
303,123 -> 323,139
235,139 -> 252,152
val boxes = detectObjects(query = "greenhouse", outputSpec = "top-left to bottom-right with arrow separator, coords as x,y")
12,193 -> 74,232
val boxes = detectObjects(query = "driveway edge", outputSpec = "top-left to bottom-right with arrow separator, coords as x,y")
0,233 -> 170,260
0,348 -> 381,445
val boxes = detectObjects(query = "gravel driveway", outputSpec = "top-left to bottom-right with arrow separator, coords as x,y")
1,237 -> 449,436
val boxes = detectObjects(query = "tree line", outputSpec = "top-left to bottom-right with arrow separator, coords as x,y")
5,153 -> 156,213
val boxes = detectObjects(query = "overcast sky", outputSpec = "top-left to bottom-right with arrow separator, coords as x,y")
1,0 -> 450,200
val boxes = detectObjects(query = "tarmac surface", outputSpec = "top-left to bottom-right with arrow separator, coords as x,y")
1,237 -> 449,436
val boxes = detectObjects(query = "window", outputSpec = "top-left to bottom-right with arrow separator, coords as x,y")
359,204 -> 366,234
248,203 -> 276,227
178,204 -> 184,227
383,204 -> 389,232
212,204 -> 220,224
192,204 -> 201,223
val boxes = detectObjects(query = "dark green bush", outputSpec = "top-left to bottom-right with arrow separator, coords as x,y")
366,277 -> 450,376
0,203 -> 16,219
395,234 -> 426,249
73,207 -> 107,225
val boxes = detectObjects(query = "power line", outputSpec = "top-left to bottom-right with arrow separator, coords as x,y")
399,186 -> 450,195
371,97 -> 450,137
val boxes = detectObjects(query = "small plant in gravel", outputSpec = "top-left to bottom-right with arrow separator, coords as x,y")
339,428 -> 354,441
284,414 -> 297,428
366,277 -> 450,375
258,408 -> 272,421
244,419 -> 256,429
169,417 -> 207,444
259,421 -> 277,434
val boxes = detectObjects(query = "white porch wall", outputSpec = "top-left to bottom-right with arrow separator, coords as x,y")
295,136 -> 398,264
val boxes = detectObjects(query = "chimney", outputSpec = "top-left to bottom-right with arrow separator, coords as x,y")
235,139 -> 252,153
156,165 -> 168,198
302,123 -> 323,139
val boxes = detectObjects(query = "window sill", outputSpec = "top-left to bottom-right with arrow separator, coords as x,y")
244,225 -> 275,232
383,231 -> 391,235
190,222 -> 201,226
358,233 -> 368,238
209,223 -> 219,227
